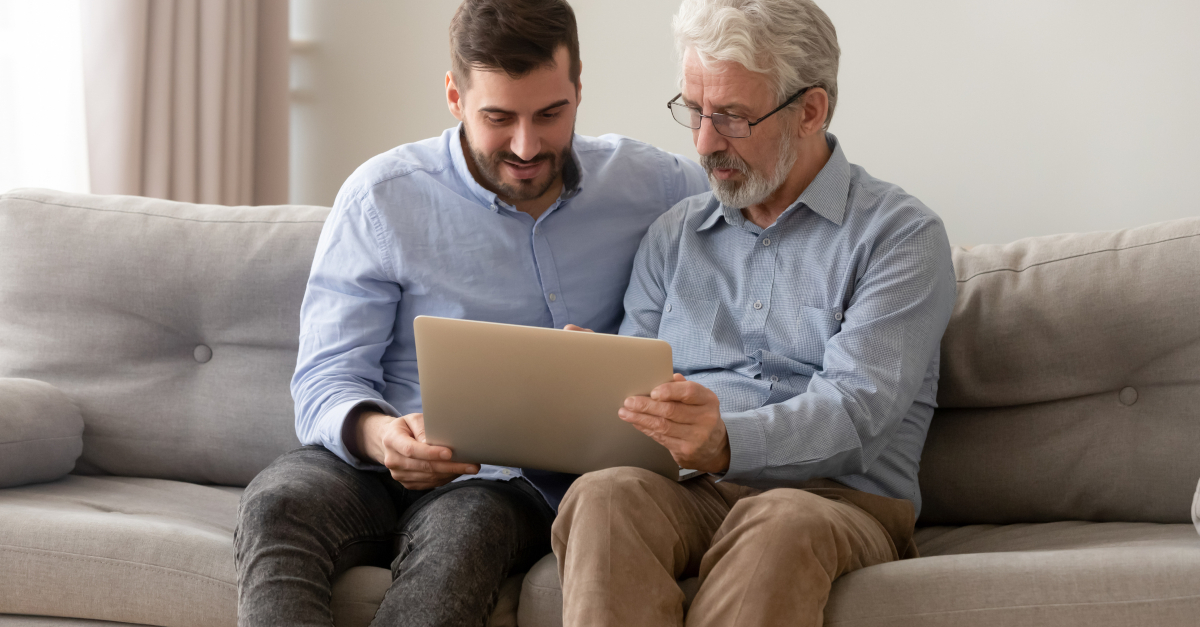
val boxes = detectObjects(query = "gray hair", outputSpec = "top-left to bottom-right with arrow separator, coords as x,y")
673,0 -> 841,129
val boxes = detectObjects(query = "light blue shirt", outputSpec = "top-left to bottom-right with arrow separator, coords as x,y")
619,134 -> 956,514
292,125 -> 708,510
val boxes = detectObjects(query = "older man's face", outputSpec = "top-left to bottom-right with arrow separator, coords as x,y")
680,49 -> 798,208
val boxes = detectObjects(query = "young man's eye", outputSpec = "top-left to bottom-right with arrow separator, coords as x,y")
540,110 -> 561,120
485,116 -> 509,125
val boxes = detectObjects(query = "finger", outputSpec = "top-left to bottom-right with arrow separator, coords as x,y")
651,381 -> 710,405
563,324 -> 594,333
623,396 -> 686,422
391,456 -> 480,476
618,408 -> 677,438
397,437 -> 457,461
673,373 -> 686,381
402,413 -> 427,443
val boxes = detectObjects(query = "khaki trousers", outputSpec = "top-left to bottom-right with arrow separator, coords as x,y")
551,467 -> 918,627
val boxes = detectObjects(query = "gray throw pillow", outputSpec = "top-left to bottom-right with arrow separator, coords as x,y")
0,378 -> 84,488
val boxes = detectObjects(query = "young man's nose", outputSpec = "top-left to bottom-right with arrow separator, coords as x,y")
509,122 -> 542,161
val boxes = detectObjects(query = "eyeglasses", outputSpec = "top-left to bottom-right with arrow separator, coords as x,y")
667,86 -> 811,138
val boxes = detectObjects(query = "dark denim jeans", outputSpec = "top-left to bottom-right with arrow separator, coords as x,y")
235,446 -> 552,627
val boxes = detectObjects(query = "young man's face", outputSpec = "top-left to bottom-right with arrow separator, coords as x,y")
447,46 -> 581,203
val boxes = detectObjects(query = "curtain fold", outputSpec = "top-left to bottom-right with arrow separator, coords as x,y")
82,0 -> 288,205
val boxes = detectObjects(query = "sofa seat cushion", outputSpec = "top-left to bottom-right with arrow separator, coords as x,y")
0,476 -> 239,627
518,522 -> 1200,627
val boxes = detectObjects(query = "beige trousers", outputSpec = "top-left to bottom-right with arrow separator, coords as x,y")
551,467 -> 918,627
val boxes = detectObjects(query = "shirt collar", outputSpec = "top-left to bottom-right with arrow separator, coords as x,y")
449,123 -> 586,213
697,132 -> 851,231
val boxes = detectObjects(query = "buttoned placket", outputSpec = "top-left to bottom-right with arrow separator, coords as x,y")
524,200 -> 570,328
742,221 -> 778,381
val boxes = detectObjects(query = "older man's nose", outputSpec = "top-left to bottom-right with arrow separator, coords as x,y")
693,117 -> 727,156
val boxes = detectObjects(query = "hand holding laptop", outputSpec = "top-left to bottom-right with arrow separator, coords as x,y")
564,325 -> 731,474
355,410 -> 481,490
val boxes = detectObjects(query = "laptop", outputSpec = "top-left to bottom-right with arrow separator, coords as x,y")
414,315 -> 693,479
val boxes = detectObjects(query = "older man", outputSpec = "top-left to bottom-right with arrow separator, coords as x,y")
553,0 -> 956,625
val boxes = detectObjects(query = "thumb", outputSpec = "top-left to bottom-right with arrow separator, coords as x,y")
673,373 -> 686,382
405,414 -> 427,443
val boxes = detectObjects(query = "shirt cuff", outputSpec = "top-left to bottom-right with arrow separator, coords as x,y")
319,397 -> 401,471
720,409 -> 767,482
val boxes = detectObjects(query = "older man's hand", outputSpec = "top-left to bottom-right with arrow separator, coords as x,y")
618,373 -> 731,473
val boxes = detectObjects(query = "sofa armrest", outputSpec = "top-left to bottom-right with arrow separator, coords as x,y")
0,378 -> 84,488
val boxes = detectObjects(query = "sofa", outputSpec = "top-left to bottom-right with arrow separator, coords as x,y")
1,188 -> 1198,627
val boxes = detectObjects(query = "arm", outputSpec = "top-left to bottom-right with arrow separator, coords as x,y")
720,217 -> 956,483
291,190 -> 477,486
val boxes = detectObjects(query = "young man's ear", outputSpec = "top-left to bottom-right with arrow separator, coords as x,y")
446,71 -> 466,121
574,60 -> 583,108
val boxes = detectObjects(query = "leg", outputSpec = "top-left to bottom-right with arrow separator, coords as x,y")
686,488 -> 900,627
553,468 -> 755,627
370,479 -> 552,627
235,446 -> 417,627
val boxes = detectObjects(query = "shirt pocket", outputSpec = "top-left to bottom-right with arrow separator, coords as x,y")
791,305 -> 843,371
658,295 -> 719,371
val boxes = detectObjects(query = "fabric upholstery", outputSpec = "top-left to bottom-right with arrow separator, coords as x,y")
920,217 -> 1200,524
0,616 -> 151,626
0,379 -> 83,488
518,523 -> 1200,627
0,476 -> 238,627
0,189 -> 328,486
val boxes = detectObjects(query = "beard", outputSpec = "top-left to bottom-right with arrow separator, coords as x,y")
701,132 -> 798,209
461,125 -> 572,202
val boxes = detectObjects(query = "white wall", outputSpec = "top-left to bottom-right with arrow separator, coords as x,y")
289,0 -> 1200,245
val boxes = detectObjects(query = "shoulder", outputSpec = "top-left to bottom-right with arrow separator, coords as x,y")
845,163 -> 947,244
574,134 -> 708,197
335,129 -> 458,209
645,192 -> 720,245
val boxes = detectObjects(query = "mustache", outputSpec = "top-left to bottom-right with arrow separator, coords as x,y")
700,152 -> 748,174
493,151 -> 555,166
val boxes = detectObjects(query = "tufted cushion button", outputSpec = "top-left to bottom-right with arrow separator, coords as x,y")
193,344 -> 213,364
1118,386 -> 1138,406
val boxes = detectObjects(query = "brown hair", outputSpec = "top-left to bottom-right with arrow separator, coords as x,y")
450,0 -> 581,89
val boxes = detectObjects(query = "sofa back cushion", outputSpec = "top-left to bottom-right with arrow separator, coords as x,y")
919,217 -> 1200,524
0,190 -> 328,486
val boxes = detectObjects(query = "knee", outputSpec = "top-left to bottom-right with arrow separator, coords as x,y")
410,486 -> 522,547
236,446 -> 349,535
560,466 -> 664,513
727,490 -> 838,546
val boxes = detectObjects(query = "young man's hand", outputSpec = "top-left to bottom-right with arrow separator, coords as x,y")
356,411 -> 480,490
618,374 -> 731,473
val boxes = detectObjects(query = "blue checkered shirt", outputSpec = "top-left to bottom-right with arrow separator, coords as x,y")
619,134 -> 956,514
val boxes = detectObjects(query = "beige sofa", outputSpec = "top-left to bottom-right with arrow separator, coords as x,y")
1,188 -> 1198,627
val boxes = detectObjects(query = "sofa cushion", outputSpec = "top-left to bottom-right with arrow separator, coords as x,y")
921,217 -> 1200,524
0,379 -> 83,488
0,189 -> 329,486
0,476 -> 239,627
517,522 -> 1200,627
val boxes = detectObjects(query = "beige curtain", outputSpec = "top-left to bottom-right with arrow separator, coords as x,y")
82,0 -> 289,205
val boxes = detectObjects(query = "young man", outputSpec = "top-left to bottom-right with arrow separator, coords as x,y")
234,1 -> 707,625
554,1 -> 957,625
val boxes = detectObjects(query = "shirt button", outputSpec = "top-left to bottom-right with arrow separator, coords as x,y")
548,293 -> 557,302
770,375 -> 779,383
665,303 -> 673,313
501,468 -> 512,476
533,227 -> 539,235
753,300 -> 762,310
835,312 -> 843,321
762,238 -> 771,247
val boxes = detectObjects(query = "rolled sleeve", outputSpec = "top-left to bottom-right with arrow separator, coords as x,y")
290,190 -> 407,470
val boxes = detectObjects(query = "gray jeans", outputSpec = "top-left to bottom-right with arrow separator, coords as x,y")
235,446 -> 553,627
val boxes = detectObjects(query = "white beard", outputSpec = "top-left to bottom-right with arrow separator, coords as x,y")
703,133 -> 797,209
